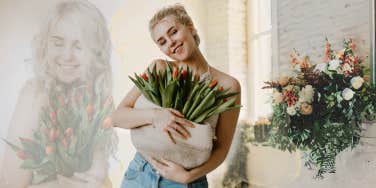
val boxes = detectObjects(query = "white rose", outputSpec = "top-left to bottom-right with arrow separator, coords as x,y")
299,85 -> 314,103
314,63 -> 327,72
342,88 -> 355,101
287,106 -> 297,116
328,60 -> 341,71
350,76 -> 364,89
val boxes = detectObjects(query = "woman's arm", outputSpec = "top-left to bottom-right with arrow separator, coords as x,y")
1,80 -> 42,188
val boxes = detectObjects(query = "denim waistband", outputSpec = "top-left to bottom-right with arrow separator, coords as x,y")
132,152 -> 207,183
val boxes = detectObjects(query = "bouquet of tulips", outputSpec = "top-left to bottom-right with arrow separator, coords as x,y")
129,63 -> 241,124
3,86 -> 114,184
263,38 -> 376,178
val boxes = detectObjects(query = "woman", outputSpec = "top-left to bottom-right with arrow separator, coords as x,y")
113,4 -> 241,188
1,1 -> 116,187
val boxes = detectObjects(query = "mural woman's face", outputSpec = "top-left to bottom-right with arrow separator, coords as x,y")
151,15 -> 197,61
47,15 -> 89,84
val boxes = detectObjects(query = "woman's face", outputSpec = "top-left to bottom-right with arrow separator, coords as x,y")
46,15 -> 89,84
151,15 -> 197,61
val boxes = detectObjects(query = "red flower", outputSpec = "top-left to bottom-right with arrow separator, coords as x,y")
283,89 -> 298,107
49,128 -> 59,141
50,111 -> 57,123
141,73 -> 148,81
181,69 -> 187,79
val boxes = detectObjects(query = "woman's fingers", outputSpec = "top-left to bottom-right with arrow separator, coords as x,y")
163,128 -> 176,144
165,124 -> 189,139
174,117 -> 195,128
167,108 -> 184,118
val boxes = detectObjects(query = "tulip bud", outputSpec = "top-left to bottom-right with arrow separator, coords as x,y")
181,69 -> 187,79
50,111 -> 57,123
58,96 -> 65,107
62,138 -> 69,149
49,128 -> 59,141
86,104 -> 95,119
16,150 -> 28,160
141,73 -> 148,81
209,80 -> 218,88
102,117 -> 112,129
173,67 -> 179,79
217,86 -> 224,92
45,145 -> 55,155
64,127 -> 73,137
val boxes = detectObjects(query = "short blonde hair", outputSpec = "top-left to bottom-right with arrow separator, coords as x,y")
149,4 -> 200,46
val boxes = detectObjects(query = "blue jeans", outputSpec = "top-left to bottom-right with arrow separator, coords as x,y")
121,152 -> 208,188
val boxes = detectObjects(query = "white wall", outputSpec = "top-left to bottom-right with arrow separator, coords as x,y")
275,0 -> 370,73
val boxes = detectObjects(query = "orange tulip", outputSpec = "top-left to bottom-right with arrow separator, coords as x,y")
209,80 -> 218,88
64,127 -> 73,137
86,104 -> 95,119
45,145 -> 55,155
16,150 -> 28,160
102,117 -> 112,129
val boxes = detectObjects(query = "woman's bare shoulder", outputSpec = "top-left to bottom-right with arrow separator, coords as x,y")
211,67 -> 241,92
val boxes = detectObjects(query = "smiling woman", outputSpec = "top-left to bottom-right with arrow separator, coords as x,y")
1,1 -> 116,187
112,4 -> 241,188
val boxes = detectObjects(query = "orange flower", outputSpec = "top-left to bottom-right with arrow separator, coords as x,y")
300,56 -> 310,69
45,145 -> 55,155
217,86 -> 224,92
173,67 -> 179,79
102,117 -> 112,129
64,127 -> 74,137
209,80 -> 218,88
86,104 -> 95,119
16,150 -> 28,160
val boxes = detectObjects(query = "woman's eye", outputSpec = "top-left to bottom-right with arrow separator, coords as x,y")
172,29 -> 178,34
160,41 -> 166,45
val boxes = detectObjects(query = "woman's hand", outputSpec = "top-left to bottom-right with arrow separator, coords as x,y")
152,108 -> 195,144
149,157 -> 192,184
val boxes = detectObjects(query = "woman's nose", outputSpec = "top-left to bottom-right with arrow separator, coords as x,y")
167,38 -> 176,48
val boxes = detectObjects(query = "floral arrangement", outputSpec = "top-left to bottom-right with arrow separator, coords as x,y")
3,86 -> 114,184
263,38 -> 376,178
129,63 -> 241,124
